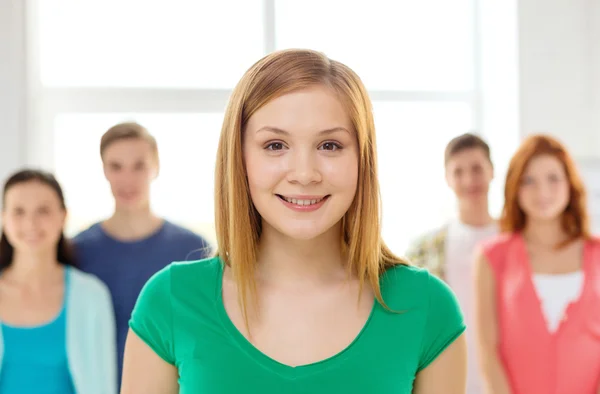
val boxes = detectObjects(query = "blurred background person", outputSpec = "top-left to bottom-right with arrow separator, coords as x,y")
0,169 -> 116,394
406,132 -> 497,394
73,123 -> 212,385
474,134 -> 600,394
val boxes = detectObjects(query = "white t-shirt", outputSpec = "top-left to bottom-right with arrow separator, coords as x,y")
532,271 -> 584,332
444,219 -> 498,394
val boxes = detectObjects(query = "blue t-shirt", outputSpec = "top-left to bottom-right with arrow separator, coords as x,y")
72,220 -> 211,384
0,266 -> 75,394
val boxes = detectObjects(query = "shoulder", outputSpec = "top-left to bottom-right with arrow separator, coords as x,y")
583,236 -> 600,264
68,267 -> 112,301
586,235 -> 600,248
381,263 -> 429,288
409,225 -> 448,248
404,225 -> 448,263
162,221 -> 206,240
129,256 -> 223,357
379,263 -> 465,369
161,221 -> 212,246
381,264 -> 456,306
169,255 -> 222,282
404,226 -> 448,275
141,255 -> 222,298
479,232 -> 519,258
380,264 -> 436,309
474,232 -> 521,280
72,222 -> 104,246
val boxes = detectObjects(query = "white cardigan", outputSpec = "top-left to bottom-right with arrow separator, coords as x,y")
0,267 -> 117,394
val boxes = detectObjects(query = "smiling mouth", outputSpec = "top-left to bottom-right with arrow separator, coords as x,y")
276,195 -> 329,206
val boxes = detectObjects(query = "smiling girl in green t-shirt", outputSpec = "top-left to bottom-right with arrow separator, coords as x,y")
121,48 -> 467,394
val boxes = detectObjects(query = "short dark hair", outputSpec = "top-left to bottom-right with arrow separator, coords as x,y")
0,169 -> 76,269
444,133 -> 492,166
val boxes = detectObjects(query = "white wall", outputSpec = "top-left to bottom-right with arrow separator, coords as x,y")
0,0 -> 27,182
515,0 -> 600,232
1,0 -> 600,178
479,0 -> 520,216
518,0 -> 600,158
593,0 -> 600,141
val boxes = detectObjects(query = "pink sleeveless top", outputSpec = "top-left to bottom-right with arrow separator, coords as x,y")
482,233 -> 600,394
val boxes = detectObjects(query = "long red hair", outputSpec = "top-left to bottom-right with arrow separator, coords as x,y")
500,134 -> 590,244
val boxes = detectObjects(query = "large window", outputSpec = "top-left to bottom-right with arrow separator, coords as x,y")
53,113 -> 223,243
33,0 -> 479,254
38,0 -> 265,88
274,0 -> 474,91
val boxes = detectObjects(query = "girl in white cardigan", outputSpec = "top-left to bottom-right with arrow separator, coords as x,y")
0,169 -> 116,394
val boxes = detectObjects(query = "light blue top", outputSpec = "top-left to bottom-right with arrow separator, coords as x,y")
0,266 -> 117,394
0,266 -> 75,394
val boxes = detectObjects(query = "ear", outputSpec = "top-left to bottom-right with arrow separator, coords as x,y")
102,160 -> 110,179
444,168 -> 452,187
151,156 -> 160,180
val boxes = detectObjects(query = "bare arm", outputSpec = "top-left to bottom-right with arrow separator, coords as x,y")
120,330 -> 179,394
473,252 -> 512,394
412,333 -> 467,394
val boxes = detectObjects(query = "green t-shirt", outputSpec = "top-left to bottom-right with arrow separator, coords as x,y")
129,257 -> 465,393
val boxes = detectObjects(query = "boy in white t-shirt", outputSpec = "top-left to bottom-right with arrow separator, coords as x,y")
406,133 -> 497,394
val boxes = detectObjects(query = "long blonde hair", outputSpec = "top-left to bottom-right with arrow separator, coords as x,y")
214,49 -> 407,322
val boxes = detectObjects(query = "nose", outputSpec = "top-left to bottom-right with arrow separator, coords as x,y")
23,213 -> 40,231
463,172 -> 474,185
118,169 -> 139,185
466,167 -> 482,183
536,180 -> 554,198
286,149 -> 322,185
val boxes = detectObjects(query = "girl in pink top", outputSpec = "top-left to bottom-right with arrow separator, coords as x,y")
474,134 -> 600,394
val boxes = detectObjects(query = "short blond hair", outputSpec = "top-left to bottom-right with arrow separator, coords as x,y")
100,122 -> 159,161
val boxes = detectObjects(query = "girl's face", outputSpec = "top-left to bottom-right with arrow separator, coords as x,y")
517,154 -> 570,223
243,85 -> 359,241
2,180 -> 66,257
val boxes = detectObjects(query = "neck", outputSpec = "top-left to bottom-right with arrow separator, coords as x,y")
5,251 -> 62,287
114,200 -> 152,218
523,219 -> 568,247
457,198 -> 493,227
103,207 -> 163,241
256,224 -> 348,288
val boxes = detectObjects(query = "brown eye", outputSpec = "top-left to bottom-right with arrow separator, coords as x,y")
265,142 -> 285,151
319,142 -> 342,151
521,176 -> 534,185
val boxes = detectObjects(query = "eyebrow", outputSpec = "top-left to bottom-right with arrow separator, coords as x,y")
255,126 -> 350,136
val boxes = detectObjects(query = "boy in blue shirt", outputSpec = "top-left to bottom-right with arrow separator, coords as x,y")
73,122 -> 211,384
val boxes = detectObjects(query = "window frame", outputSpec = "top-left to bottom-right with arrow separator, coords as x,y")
25,0 -> 484,250
26,0 -> 482,172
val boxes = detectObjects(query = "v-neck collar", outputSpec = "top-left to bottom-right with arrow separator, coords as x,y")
213,261 -> 378,380
515,233 -> 592,336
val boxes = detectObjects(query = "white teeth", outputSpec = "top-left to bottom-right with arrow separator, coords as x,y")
283,196 -> 324,206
